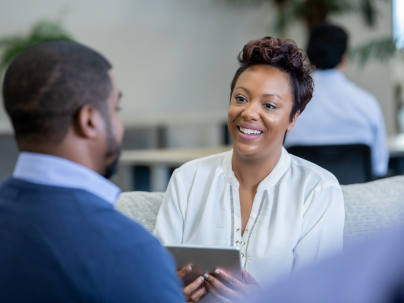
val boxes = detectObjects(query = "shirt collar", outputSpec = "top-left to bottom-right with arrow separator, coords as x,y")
313,68 -> 345,80
222,147 -> 291,190
13,152 -> 121,205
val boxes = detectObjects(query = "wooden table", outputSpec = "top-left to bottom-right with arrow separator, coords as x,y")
119,146 -> 232,167
115,146 -> 232,192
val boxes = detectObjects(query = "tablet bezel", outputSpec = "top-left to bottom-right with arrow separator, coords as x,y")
164,244 -> 242,286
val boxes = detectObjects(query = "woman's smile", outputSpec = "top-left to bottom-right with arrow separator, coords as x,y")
237,123 -> 264,141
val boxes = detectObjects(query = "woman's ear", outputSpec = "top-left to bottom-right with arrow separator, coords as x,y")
287,111 -> 300,132
74,105 -> 104,139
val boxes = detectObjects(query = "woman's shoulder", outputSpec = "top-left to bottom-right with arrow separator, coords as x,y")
288,153 -> 340,188
175,150 -> 230,178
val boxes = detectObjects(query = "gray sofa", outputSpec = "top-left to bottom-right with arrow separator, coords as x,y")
115,176 -> 404,248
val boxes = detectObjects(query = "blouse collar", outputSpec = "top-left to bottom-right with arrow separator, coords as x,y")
222,147 -> 292,191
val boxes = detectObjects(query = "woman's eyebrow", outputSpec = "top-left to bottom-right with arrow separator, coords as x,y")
234,86 -> 250,93
235,86 -> 282,100
263,93 -> 283,100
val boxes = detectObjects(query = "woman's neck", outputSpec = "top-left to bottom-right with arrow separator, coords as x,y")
231,146 -> 283,189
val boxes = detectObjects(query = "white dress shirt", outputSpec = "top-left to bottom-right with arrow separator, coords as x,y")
13,152 -> 121,205
154,148 -> 345,287
284,69 -> 388,176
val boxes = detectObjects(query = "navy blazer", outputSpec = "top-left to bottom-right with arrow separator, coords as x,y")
0,178 -> 183,303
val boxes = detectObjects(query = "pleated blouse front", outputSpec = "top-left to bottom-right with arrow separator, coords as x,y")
154,148 -> 345,286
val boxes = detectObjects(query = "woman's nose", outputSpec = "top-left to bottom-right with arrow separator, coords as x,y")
241,102 -> 260,121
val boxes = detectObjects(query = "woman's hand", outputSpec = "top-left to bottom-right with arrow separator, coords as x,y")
204,268 -> 261,302
177,265 -> 208,302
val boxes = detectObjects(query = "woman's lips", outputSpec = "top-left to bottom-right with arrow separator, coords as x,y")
237,126 -> 263,141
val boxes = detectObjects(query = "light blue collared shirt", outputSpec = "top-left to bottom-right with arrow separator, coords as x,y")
13,152 -> 121,205
285,69 -> 389,176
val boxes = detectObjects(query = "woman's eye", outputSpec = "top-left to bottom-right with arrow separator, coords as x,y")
265,104 -> 276,110
235,96 -> 247,102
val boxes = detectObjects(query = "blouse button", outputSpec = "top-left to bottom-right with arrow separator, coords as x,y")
241,253 -> 245,257
245,229 -> 249,233
236,228 -> 240,232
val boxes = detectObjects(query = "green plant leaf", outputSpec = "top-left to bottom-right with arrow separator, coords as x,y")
349,36 -> 397,66
0,19 -> 74,71
358,0 -> 377,27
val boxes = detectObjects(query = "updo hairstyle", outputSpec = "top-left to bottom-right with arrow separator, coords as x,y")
230,36 -> 314,121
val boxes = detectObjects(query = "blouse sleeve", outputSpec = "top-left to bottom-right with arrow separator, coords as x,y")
154,169 -> 187,244
292,183 -> 345,273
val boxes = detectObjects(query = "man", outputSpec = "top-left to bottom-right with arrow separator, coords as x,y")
0,41 -> 183,302
250,226 -> 404,303
284,22 -> 388,177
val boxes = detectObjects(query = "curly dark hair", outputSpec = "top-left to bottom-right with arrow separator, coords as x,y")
230,36 -> 314,121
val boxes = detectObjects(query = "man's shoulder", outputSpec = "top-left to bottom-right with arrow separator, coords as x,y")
343,79 -> 377,101
0,178 -> 183,302
315,72 -> 378,105
0,177 -> 159,248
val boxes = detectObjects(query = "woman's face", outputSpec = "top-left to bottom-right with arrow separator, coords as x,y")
228,65 -> 299,159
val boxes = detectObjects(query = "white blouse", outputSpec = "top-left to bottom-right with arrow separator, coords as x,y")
154,148 -> 345,286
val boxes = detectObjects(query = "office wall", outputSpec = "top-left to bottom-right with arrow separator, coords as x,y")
0,0 -> 273,132
0,0 -> 396,135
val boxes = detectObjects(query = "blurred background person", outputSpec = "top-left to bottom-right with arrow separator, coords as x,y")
284,22 -> 389,178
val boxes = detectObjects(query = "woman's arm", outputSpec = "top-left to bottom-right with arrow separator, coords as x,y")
154,169 -> 187,244
292,183 -> 345,273
154,170 -> 209,302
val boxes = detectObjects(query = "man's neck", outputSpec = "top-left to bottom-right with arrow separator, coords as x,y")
18,139 -> 103,176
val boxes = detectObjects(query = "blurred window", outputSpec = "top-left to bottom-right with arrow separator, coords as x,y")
393,0 -> 404,49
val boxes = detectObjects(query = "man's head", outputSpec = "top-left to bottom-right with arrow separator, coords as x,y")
2,40 -> 124,179
307,23 -> 349,70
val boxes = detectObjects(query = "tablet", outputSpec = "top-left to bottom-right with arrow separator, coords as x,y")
164,244 -> 242,286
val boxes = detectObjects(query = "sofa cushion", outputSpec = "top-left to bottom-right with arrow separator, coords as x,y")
115,191 -> 164,233
341,176 -> 404,248
115,176 -> 404,247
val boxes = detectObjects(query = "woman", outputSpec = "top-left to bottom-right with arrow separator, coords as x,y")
154,37 -> 345,302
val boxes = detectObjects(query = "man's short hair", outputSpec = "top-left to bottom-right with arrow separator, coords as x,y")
307,23 -> 348,70
2,40 -> 112,144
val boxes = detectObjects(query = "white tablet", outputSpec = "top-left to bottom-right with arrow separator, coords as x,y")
164,244 -> 242,286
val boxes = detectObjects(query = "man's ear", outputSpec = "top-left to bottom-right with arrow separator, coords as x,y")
287,111 -> 300,132
74,105 -> 104,139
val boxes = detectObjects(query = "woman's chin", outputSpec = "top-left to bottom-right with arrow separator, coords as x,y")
233,141 -> 261,157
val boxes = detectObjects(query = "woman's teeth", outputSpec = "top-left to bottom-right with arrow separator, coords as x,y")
239,127 -> 262,135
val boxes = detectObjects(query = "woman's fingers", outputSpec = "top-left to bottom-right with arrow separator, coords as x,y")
205,282 -> 232,302
188,285 -> 208,302
183,276 -> 205,296
177,265 -> 192,279
204,274 -> 238,298
242,268 -> 259,285
213,269 -> 244,288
